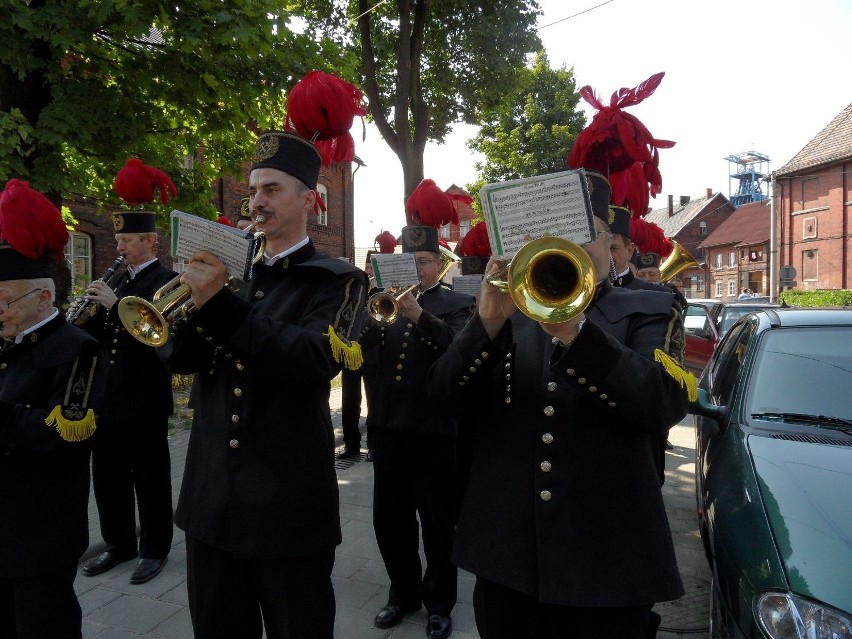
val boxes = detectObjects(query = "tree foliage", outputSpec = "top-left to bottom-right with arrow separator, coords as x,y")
0,0 -> 355,220
465,50 -> 586,212
302,0 -> 542,199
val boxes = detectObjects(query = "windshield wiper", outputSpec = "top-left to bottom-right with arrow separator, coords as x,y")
751,412 -> 852,434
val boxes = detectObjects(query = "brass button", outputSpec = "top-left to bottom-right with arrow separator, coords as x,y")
505,374 -> 511,381
540,461 -> 552,472
474,358 -> 482,365
231,415 -> 240,423
112,338 -> 118,344
588,386 -> 597,392
399,353 -> 406,360
599,394 -> 608,400
481,351 -> 490,359
404,332 -> 410,337
229,439 -> 239,449
543,406 -> 555,417
505,353 -> 512,360
547,382 -> 557,392
577,377 -> 587,384
542,433 -> 554,444
254,290 -> 265,299
608,401 -> 617,407
402,342 -> 408,348
196,327 -> 204,334
504,362 -> 511,370
236,362 -> 245,371
565,368 -> 575,376
233,388 -> 242,397
505,385 -> 511,391
504,397 -> 512,404
462,375 -> 470,381
396,364 -> 403,370
0,363 -> 6,370
540,490 -> 552,502
395,375 -> 402,381
469,366 -> 477,373
110,349 -> 117,354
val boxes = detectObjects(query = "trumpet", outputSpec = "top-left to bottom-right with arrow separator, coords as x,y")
366,245 -> 460,325
485,236 -> 596,324
66,255 -> 126,326
117,216 -> 266,347
659,240 -> 699,284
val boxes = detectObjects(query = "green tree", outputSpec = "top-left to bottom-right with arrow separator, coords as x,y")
0,0 -> 353,219
466,50 -> 586,211
302,0 -> 542,199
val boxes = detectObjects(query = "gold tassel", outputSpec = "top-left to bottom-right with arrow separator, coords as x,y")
44,406 -> 97,442
327,325 -> 363,371
654,349 -> 698,402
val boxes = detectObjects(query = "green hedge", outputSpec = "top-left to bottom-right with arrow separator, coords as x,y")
779,289 -> 852,307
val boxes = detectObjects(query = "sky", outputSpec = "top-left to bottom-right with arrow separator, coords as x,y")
349,0 -> 852,246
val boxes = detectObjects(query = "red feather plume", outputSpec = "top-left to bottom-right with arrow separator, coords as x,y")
630,216 -> 673,259
404,179 -> 458,228
0,179 -> 69,260
374,230 -> 397,254
459,220 -> 491,258
217,215 -> 234,226
568,72 -> 674,216
285,71 -> 366,167
114,158 -> 178,206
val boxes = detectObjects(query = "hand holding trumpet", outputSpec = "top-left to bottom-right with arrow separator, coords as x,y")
180,251 -> 229,311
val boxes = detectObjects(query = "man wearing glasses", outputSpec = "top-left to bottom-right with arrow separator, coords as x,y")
360,220 -> 473,639
0,179 -> 105,639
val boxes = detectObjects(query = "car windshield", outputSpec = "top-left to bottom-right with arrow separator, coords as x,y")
747,327 -> 852,424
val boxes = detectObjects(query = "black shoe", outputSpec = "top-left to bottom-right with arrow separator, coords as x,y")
427,614 -> 453,638
130,558 -> 167,585
374,603 -> 421,629
665,439 -> 674,450
80,550 -> 138,576
336,448 -> 361,460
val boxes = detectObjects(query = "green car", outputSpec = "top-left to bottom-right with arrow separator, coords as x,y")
691,308 -> 852,638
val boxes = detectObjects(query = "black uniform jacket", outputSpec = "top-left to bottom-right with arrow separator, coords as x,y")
361,283 -> 472,436
0,315 -> 106,578
86,260 -> 176,419
429,284 -> 689,607
167,241 -> 367,560
616,269 -> 687,314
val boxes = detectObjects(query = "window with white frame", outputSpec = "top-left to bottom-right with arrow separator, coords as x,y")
440,224 -> 450,239
715,252 -> 722,269
459,219 -> 471,239
715,280 -> 723,297
728,251 -> 736,267
699,221 -> 707,236
315,183 -> 328,226
64,232 -> 92,289
728,280 -> 736,296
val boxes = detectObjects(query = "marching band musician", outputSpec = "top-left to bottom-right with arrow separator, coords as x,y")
163,72 -> 367,639
0,179 -> 106,639
79,159 -> 178,586
428,172 -> 694,638
361,180 -> 473,639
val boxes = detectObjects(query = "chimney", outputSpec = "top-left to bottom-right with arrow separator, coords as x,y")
680,195 -> 690,206
668,194 -> 673,216
706,187 -> 713,199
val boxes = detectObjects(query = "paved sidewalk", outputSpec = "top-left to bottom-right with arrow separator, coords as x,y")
75,386 -> 710,638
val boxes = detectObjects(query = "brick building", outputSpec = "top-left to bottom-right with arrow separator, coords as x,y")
64,159 -> 356,294
697,199 -> 771,301
774,101 -> 852,294
643,190 -> 736,298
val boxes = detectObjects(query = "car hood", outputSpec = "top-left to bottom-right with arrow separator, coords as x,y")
749,435 -> 852,613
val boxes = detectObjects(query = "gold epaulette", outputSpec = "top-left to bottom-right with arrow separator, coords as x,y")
654,349 -> 697,402
327,326 -> 363,371
44,341 -> 99,442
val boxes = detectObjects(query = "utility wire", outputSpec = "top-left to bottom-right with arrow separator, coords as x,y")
536,0 -> 614,31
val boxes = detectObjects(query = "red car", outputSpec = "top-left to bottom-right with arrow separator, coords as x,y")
684,300 -> 782,376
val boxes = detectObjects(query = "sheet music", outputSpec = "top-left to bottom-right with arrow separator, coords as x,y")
371,253 -> 421,288
479,170 -> 595,258
452,275 -> 484,297
169,210 -> 257,281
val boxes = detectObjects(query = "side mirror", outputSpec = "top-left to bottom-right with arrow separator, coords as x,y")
689,388 -> 725,420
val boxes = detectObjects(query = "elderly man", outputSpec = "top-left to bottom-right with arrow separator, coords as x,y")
0,179 -> 105,639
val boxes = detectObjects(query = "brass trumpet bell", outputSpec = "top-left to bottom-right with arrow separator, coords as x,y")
659,240 -> 699,284
486,236 -> 596,324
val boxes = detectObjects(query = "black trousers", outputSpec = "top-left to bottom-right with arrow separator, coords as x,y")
372,428 -> 457,616
185,536 -> 336,639
472,577 -> 656,639
340,367 -> 363,451
91,416 -> 173,558
0,564 -> 81,639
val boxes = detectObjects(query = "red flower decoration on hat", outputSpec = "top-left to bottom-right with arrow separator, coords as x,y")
285,71 -> 366,167
0,179 -> 69,261
459,220 -> 491,258
568,72 -> 674,217
404,179 -> 458,228
374,230 -> 397,254
630,216 -> 673,259
114,158 -> 178,206
217,215 -> 234,226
